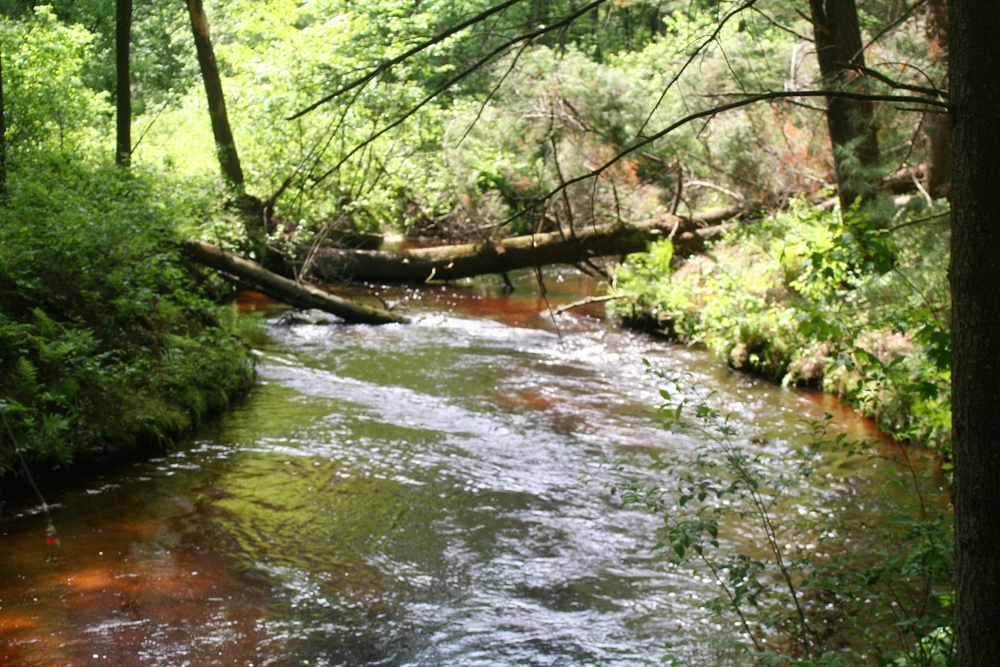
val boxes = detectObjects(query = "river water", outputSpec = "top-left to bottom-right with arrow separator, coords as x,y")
1,270 -> 897,666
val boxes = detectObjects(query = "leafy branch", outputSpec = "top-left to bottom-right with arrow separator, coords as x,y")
288,0 -> 530,121
300,0 -> 614,190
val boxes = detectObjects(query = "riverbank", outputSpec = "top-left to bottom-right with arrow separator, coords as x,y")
608,198 -> 952,453
0,162 -> 257,503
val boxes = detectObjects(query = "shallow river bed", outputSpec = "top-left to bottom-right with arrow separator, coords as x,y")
1,271 -> 892,666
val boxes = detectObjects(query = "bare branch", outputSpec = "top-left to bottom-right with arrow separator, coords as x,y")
289,0 -> 526,121
553,294 -> 625,315
851,65 -> 948,99
504,89 -> 947,229
306,0 -> 612,189
862,0 -> 927,56
456,40 -> 531,147
751,6 -> 811,42
887,208 -> 949,232
637,0 -> 759,136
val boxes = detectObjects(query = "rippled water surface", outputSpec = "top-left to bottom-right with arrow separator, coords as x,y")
1,271 -> 890,666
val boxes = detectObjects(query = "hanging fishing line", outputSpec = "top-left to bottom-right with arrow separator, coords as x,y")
1,410 -> 60,551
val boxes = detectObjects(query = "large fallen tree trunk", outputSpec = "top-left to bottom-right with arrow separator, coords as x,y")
182,239 -> 408,324
307,208 -> 739,284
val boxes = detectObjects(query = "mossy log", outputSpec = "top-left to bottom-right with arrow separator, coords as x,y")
307,208 -> 738,284
182,239 -> 408,325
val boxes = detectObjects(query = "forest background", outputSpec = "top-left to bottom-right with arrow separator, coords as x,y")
1,0 -> 991,664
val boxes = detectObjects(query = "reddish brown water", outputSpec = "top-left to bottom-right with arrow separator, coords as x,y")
1,269 -> 905,666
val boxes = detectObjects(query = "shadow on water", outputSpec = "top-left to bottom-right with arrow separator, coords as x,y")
1,269 -> 913,666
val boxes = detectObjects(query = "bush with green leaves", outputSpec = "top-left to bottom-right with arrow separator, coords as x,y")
612,199 -> 951,450
0,158 -> 255,495
1,6 -> 111,160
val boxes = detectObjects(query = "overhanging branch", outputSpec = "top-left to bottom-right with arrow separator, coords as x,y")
289,0 -> 614,122
289,0 -> 526,121
852,64 -> 948,100
304,0 -> 612,189
502,89 -> 947,229
638,0 -> 759,136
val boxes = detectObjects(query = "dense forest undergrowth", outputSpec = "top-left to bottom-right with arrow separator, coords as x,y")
611,196 -> 951,451
0,157 -> 256,497
0,0 -> 952,502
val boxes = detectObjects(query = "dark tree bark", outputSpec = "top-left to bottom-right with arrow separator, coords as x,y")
924,112 -> 950,198
185,0 -> 244,190
0,48 -> 6,201
924,0 -> 950,198
949,1 -> 1000,664
809,0 -> 881,209
115,0 -> 132,168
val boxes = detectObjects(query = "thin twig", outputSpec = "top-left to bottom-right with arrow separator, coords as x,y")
289,0 -> 528,120
887,208 -> 949,232
638,0 -> 760,136
456,40 -> 531,147
553,293 -> 624,315
307,0 -> 611,189
861,0 -> 928,57
851,64 -> 948,100
499,89 -> 946,231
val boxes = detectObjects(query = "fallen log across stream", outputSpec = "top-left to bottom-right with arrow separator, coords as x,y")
182,207 -> 743,324
182,239 -> 409,324
304,208 -> 739,284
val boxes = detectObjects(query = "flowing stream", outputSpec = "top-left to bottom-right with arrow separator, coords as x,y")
1,270 -> 897,666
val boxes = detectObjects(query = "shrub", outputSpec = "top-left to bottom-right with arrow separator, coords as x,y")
612,369 -> 954,665
0,159 -> 255,494
612,199 -> 952,450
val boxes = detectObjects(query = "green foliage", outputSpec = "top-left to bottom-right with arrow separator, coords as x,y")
38,0 -> 197,112
1,6 -> 111,158
612,199 -> 952,450
4,0 -> 946,242
442,46 -> 663,236
0,157 -> 255,491
612,368 -> 954,665
0,0 -> 953,476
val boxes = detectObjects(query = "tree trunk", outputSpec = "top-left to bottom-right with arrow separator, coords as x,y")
306,210 -> 735,284
0,47 -> 6,201
115,0 -> 132,168
924,0 -> 950,198
950,1 -> 1000,664
924,112 -> 950,199
185,0 -> 244,190
809,0 -> 881,209
182,240 -> 408,325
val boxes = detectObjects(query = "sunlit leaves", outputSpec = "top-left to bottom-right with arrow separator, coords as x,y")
0,158 -> 255,479
1,7 -> 111,158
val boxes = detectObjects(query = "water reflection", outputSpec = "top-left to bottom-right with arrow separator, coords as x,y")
1,270 -> 895,666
